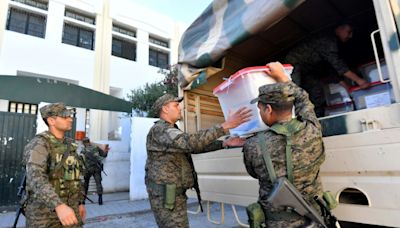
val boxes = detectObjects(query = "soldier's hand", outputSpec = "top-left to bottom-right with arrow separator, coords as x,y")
223,136 -> 246,147
266,62 -> 290,82
221,107 -> 252,131
357,78 -> 371,89
55,203 -> 78,226
79,204 -> 86,222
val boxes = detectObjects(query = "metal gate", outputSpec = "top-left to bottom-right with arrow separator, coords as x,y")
0,111 -> 36,209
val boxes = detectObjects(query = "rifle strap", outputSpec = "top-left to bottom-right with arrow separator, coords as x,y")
257,132 -> 277,183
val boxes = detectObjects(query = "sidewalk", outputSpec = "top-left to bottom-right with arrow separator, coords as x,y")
0,192 -> 148,228
0,192 -> 250,228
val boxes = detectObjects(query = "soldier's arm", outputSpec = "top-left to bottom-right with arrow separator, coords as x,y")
318,37 -> 349,76
25,138 -> 63,211
289,82 -> 320,127
266,62 -> 320,127
161,125 -> 226,154
242,139 -> 258,179
97,147 -> 108,158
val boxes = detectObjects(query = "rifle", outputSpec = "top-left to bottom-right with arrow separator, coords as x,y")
267,177 -> 327,228
96,162 -> 108,176
83,193 -> 95,204
13,173 -> 27,228
186,154 -> 203,212
314,196 -> 339,228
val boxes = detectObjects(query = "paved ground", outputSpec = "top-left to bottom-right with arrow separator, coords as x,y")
0,192 -> 249,228
0,192 -> 385,228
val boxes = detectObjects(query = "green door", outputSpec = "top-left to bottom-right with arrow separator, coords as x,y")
0,112 -> 36,208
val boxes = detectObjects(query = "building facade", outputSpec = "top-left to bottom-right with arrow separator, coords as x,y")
0,0 -> 186,140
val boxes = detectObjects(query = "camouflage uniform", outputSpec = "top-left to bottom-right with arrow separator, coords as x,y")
284,33 -> 350,117
145,94 -> 225,228
82,143 -> 107,195
23,103 -> 84,228
243,82 -> 325,227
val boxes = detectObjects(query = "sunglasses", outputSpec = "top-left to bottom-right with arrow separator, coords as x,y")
50,108 -> 76,118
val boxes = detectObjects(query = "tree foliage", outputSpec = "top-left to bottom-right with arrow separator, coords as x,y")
127,65 -> 178,117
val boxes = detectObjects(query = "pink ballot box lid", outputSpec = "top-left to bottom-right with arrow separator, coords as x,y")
213,64 -> 293,94
212,64 -> 293,136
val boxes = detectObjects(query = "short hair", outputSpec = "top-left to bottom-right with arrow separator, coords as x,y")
335,20 -> 354,29
259,100 -> 293,114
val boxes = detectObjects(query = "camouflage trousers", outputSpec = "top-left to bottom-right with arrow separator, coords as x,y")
83,168 -> 103,194
25,198 -> 83,228
147,186 -> 189,228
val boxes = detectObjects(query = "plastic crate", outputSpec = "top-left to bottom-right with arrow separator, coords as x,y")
358,60 -> 389,82
323,83 -> 352,106
349,81 -> 394,110
213,65 -> 293,136
324,102 -> 354,116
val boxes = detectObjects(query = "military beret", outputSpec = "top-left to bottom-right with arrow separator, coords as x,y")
40,102 -> 75,118
82,137 -> 90,143
250,83 -> 295,104
152,94 -> 183,117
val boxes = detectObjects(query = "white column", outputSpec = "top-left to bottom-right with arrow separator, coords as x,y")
136,29 -> 149,66
46,0 -> 64,44
91,0 -> 112,140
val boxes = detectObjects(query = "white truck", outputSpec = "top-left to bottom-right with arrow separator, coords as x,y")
177,0 -> 400,227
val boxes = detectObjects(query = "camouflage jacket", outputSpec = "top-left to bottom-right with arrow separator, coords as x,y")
145,119 -> 225,189
242,82 -> 325,212
81,145 -> 107,170
285,33 -> 349,78
23,131 -> 85,210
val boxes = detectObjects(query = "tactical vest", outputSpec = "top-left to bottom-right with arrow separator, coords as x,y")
267,118 -> 305,183
39,132 -> 83,198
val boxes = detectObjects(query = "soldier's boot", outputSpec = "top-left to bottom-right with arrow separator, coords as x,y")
98,194 -> 103,205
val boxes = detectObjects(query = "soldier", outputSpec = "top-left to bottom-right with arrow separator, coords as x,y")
146,94 -> 251,228
81,137 -> 109,205
23,103 -> 85,227
242,62 -> 325,227
284,22 -> 370,117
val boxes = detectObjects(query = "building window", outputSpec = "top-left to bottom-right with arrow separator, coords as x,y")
149,49 -> 169,69
112,38 -> 136,61
8,101 -> 38,115
65,9 -> 95,25
113,25 -> 136,38
149,36 -> 169,48
62,23 -> 94,50
12,0 -> 48,10
112,24 -> 136,61
6,8 -> 46,38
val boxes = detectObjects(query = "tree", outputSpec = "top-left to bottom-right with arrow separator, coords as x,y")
127,65 -> 178,117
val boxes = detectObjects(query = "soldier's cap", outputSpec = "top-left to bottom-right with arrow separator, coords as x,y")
152,94 -> 183,117
40,102 -> 76,118
82,137 -> 90,143
250,83 -> 295,105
